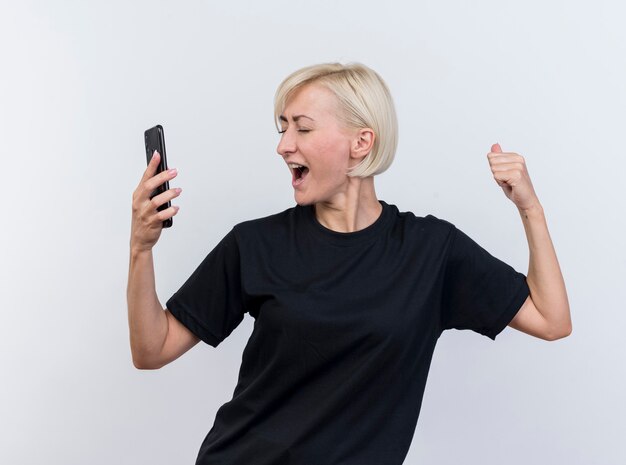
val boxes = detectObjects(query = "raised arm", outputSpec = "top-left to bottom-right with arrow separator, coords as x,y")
127,151 -> 199,369
487,143 -> 572,341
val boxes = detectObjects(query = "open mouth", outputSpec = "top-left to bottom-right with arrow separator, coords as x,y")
288,163 -> 310,186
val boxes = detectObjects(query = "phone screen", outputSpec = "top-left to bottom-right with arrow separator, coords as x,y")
144,124 -> 172,228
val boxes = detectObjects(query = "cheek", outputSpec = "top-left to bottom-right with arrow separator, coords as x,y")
313,139 -> 351,176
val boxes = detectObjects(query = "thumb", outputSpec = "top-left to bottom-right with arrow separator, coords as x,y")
491,143 -> 502,153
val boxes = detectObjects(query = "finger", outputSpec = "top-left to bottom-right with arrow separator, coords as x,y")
149,187 -> 182,210
144,167 -> 178,193
487,151 -> 521,162
141,150 -> 161,182
487,152 -> 522,163
493,169 -> 522,184
490,162 -> 525,172
155,205 -> 180,222
491,143 -> 502,153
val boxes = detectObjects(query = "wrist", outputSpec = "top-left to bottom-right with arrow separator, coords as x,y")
518,201 -> 544,219
130,244 -> 153,259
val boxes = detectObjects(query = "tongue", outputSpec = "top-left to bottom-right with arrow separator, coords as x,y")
293,167 -> 310,185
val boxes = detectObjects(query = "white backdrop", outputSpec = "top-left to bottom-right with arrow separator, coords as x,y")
2,1 -> 624,464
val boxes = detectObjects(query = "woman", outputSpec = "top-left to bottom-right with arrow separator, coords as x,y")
128,63 -> 571,464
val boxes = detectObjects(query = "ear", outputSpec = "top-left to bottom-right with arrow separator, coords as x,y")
350,128 -> 375,160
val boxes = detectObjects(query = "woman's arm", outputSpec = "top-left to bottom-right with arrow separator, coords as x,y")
127,152 -> 199,368
127,248 -> 200,369
487,143 -> 572,341
127,248 -> 169,367
508,203 -> 572,340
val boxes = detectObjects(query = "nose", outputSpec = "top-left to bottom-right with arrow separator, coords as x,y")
277,128 -> 296,158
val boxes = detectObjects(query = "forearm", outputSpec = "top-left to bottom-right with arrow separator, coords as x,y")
126,247 -> 169,368
518,202 -> 572,334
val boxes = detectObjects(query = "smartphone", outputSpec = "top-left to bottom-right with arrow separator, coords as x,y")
144,124 -> 173,228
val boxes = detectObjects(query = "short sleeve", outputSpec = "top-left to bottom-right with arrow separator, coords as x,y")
441,225 -> 530,341
166,228 -> 246,347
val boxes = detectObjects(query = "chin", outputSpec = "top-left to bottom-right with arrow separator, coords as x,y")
293,192 -> 315,206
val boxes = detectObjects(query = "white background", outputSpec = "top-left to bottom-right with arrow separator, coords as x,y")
1,1 -> 624,463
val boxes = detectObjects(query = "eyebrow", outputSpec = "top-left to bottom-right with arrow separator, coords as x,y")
278,114 -> 315,123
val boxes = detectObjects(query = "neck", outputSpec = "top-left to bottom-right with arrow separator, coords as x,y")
313,176 -> 382,233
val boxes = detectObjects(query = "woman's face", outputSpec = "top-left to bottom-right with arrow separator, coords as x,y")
277,83 -> 359,206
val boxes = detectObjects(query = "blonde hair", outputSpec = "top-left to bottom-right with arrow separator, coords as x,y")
274,62 -> 398,178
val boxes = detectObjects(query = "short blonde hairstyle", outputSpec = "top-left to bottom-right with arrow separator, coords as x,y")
274,62 -> 398,178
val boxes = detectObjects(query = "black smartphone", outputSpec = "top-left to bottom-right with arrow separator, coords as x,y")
144,124 -> 173,228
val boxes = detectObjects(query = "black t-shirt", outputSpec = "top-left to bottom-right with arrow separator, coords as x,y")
166,200 -> 530,465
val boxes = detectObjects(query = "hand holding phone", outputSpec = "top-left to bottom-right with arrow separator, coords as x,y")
129,125 -> 181,253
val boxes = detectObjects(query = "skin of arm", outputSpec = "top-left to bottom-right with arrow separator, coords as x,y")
487,143 -> 572,341
127,152 -> 193,369
510,203 -> 572,340
127,248 -> 170,368
127,247 -> 200,369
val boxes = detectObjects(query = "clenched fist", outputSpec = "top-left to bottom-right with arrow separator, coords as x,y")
487,143 -> 540,211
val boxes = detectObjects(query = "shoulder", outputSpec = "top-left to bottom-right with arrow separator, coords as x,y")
234,205 -> 297,228
230,204 -> 299,242
386,201 -> 456,237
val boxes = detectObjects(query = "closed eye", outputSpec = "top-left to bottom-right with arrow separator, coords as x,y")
277,129 -> 311,134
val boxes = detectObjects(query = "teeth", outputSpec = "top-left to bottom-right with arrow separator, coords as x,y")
288,163 -> 306,169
